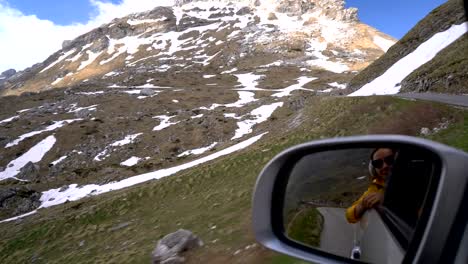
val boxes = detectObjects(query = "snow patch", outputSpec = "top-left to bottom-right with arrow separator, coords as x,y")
127,18 -> 167,25
350,22 -> 468,96
191,114 -> 203,119
120,156 -> 143,167
6,119 -> 81,148
327,82 -> 347,89
177,142 -> 217,157
76,91 -> 105,95
51,77 -> 63,86
234,73 -> 269,91
40,49 -> 76,73
34,133 -> 267,215
153,115 -> 179,131
0,135 -> 56,181
94,133 -> 143,161
78,50 -> 102,70
373,36 -> 396,52
0,115 -> 19,124
232,102 -> 283,139
67,104 -> 98,113
50,156 -> 67,166
271,76 -> 317,97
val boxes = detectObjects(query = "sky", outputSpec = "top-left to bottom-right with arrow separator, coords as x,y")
345,0 -> 447,39
0,0 -> 449,73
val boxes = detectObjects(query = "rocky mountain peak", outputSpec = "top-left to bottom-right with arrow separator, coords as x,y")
1,0 -> 389,96
175,0 -> 358,21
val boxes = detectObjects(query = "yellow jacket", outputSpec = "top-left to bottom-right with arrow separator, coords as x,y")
345,177 -> 385,223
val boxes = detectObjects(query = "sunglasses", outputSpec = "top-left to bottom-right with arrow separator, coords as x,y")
372,155 -> 395,169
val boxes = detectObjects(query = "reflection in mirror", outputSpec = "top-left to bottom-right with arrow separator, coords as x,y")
283,146 -> 437,263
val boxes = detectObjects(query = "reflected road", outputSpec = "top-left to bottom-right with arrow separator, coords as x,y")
317,207 -> 355,258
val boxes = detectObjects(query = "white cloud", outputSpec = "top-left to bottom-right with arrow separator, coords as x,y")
0,0 -> 174,73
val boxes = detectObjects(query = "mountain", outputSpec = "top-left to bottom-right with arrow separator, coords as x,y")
0,0 -> 398,221
0,0 -> 395,96
0,0 -> 467,263
348,0 -> 467,95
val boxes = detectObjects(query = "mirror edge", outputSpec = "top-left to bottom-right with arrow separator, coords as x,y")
252,134 -> 468,264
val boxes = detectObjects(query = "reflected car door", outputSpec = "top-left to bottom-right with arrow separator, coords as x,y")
358,210 -> 405,263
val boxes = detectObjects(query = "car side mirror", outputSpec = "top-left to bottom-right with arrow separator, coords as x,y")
252,135 -> 468,264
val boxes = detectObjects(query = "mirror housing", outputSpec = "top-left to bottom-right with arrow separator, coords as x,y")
252,135 -> 468,263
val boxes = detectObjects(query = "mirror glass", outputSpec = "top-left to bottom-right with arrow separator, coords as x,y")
282,146 -> 438,263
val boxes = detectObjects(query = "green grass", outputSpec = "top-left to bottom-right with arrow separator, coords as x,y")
287,208 -> 323,247
0,96 -> 466,263
428,111 -> 468,152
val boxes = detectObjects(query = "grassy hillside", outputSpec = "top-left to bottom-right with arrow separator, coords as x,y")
0,95 -> 467,263
347,0 -> 466,93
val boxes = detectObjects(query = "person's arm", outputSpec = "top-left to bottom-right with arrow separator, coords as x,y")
346,190 -> 384,223
346,192 -> 368,223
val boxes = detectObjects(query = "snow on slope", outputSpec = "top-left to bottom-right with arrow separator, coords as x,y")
350,22 -> 468,96
0,136 -> 56,181
373,35 -> 395,52
0,115 -> 19,124
0,133 -> 266,223
94,133 -> 143,161
6,119 -> 82,148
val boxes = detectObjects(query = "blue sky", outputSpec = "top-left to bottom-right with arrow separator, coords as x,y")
6,0 -> 121,25
345,0 -> 447,39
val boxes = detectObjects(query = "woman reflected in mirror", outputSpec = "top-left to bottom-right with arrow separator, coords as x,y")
345,148 -> 397,223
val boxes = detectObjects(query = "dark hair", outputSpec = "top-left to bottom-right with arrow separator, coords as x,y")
370,147 -> 396,161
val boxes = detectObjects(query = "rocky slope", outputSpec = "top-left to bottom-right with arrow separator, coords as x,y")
348,0 -> 467,94
0,1 -> 467,262
0,0 -> 394,96
0,0 -> 396,219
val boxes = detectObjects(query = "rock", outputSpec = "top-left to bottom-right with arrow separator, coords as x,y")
267,12 -> 278,20
140,88 -> 155,96
236,7 -> 252,16
90,36 -> 110,52
276,0 -> 315,15
152,229 -> 203,264
420,127 -> 431,136
0,188 -> 16,203
0,186 -> 41,218
109,221 -> 131,232
75,108 -> 94,119
62,40 -> 73,49
177,16 -> 215,31
1,69 -> 16,78
108,22 -> 134,39
16,162 -> 40,182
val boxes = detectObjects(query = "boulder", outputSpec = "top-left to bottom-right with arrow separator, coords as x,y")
141,88 -> 155,96
1,69 -> 16,78
267,12 -> 278,20
152,229 -> 203,264
90,36 -> 110,53
16,162 -> 40,182
75,108 -> 94,119
236,6 -> 252,16
0,186 -> 41,218
62,40 -> 73,49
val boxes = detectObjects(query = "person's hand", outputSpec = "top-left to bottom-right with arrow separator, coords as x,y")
361,193 -> 384,209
